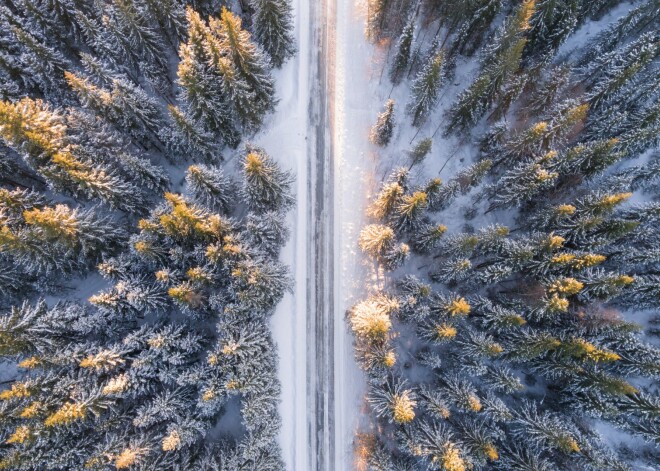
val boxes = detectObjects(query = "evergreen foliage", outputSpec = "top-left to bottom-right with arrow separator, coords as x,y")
249,0 -> 296,68
355,2 -> 660,469
0,0 -> 295,467
370,99 -> 396,147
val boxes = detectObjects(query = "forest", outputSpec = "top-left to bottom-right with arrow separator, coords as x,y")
354,0 -> 659,470
0,0 -> 659,469
0,0 -> 296,469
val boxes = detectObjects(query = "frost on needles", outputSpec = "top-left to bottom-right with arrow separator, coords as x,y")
0,0 -> 296,469
357,0 -> 660,470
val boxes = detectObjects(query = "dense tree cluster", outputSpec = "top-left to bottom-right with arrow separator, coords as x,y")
0,0 -> 295,469
356,1 -> 659,470
0,148 -> 293,469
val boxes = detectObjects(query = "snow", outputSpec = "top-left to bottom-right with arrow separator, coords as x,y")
252,0 -> 310,468
257,0 -> 657,468
333,0 -> 382,466
257,0 -> 386,467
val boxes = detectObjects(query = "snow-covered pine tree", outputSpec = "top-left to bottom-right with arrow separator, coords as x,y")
185,164 -> 234,213
241,144 -> 294,213
212,7 -> 277,129
389,14 -> 415,84
249,0 -> 296,68
370,99 -> 396,147
0,98 -> 144,211
407,49 -> 446,127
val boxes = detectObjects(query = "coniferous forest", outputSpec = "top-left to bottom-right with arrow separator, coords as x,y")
355,0 -> 659,470
0,0 -> 296,469
0,0 -> 659,470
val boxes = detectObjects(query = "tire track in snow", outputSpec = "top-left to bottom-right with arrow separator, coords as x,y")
308,0 -> 336,468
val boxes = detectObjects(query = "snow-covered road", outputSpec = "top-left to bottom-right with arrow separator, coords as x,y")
260,0 -> 380,469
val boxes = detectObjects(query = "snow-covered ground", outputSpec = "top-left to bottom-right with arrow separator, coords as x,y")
253,0 -> 311,468
259,0 -> 657,468
332,0 -> 385,468
258,0 -> 380,468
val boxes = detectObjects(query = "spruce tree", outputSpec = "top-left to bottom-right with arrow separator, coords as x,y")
249,0 -> 296,68
407,50 -> 446,127
0,98 -> 144,211
241,144 -> 294,213
212,7 -> 277,129
370,99 -> 396,147
389,15 -> 415,84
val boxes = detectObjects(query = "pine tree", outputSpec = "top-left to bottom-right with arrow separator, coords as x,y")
512,403 -> 582,453
408,138 -> 432,168
407,50 -> 446,127
580,0 -> 660,66
350,294 -> 399,340
185,164 -> 234,212
103,0 -> 168,71
177,8 -> 240,147
489,156 -> 559,210
389,15 -> 415,84
368,181 -> 404,220
410,222 -> 447,253
526,65 -> 571,114
368,378 -> 416,424
451,0 -> 503,57
164,105 -> 217,161
366,0 -> 390,41
141,0 -> 186,43
584,33 -> 659,110
244,211 -> 290,257
431,258 -> 472,284
392,191 -> 428,232
446,0 -> 534,133
241,144 -> 294,213
249,0 -> 296,68
0,98 -> 144,211
370,99 -> 396,146
65,71 -> 166,145
211,7 -> 277,129
11,25 -> 70,95
524,0 -> 581,58
0,300 -> 88,356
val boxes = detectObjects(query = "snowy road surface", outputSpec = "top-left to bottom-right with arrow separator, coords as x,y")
260,0 -> 379,469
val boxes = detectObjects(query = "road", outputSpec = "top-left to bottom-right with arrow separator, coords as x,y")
266,0 -> 379,469
308,0 -> 335,469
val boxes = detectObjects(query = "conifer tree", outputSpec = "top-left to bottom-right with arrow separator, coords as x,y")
369,378 -> 417,424
407,50 -> 446,127
392,190 -> 428,232
212,7 -> 277,128
11,25 -> 70,95
1,198 -> 125,275
177,8 -> 240,147
489,157 -> 559,210
241,144 -> 294,213
164,105 -> 217,161
0,98 -> 144,211
446,0 -> 534,133
389,15 -> 415,84
370,99 -> 396,147
410,222 -> 447,253
451,0 -> 503,57
368,181 -> 404,220
65,71 -> 166,145
524,0 -> 581,58
185,164 -> 234,212
366,0 -> 390,41
408,138 -> 432,168
249,0 -> 296,68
